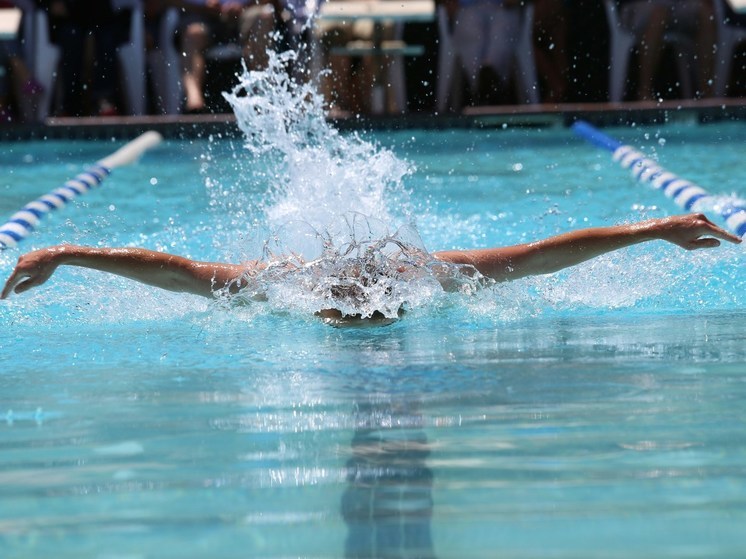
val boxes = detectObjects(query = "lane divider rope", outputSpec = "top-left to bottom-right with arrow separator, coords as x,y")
0,131 -> 163,250
571,120 -> 746,237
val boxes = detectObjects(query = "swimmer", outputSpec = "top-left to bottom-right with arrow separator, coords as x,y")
1,214 -> 741,320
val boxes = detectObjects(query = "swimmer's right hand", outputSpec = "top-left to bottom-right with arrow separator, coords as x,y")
1,246 -> 67,299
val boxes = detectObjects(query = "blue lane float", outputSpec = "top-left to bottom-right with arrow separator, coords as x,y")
571,120 -> 746,238
0,131 -> 163,250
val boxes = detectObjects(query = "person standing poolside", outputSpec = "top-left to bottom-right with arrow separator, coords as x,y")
40,0 -> 133,116
615,0 -> 717,100
0,1 -> 44,122
171,0 -> 301,114
1,214 -> 741,320
441,0 -> 525,105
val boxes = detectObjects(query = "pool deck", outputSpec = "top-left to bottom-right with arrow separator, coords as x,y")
1,97 -> 745,141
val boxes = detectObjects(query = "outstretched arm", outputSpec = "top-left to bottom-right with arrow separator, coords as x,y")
1,245 -> 255,299
433,214 -> 741,282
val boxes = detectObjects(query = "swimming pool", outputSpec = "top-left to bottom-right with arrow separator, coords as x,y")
2,61 -> 746,557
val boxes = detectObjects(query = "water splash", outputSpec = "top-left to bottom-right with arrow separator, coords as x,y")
216,52 -> 474,318
217,213 -> 490,319
222,52 -> 412,234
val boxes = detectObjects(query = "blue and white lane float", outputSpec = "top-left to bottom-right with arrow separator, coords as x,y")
0,131 -> 163,250
571,120 -> 746,238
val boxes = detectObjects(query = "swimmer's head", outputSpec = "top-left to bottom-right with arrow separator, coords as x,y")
316,307 -> 402,328
243,226 -> 437,321
317,256 -> 401,319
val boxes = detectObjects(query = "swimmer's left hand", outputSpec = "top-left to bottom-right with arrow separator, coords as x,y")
650,213 -> 742,250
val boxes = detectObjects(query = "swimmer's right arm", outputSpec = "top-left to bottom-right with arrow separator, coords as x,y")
1,245 -> 255,299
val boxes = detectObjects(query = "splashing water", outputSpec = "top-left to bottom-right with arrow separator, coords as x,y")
223,52 -> 412,232
215,212 -> 490,320
217,52 -> 480,318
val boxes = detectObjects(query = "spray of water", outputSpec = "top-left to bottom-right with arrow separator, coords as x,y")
212,51 -> 500,318
223,52 -> 411,231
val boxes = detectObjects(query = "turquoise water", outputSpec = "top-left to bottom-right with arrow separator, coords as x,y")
2,61 -> 746,557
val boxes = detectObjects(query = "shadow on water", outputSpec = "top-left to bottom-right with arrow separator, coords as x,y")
341,398 -> 435,559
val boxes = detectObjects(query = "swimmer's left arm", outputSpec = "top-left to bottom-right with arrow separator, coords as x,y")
433,214 -> 741,282
1,245 -> 257,299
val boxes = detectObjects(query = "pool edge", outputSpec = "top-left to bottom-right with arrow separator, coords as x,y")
0,98 -> 745,141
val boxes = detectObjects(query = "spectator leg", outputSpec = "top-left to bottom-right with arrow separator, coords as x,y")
92,24 -> 120,114
240,5 -> 276,71
181,22 -> 209,112
56,24 -> 86,115
694,0 -> 716,97
483,7 -> 521,87
534,0 -> 569,102
635,3 -> 668,100
452,5 -> 484,94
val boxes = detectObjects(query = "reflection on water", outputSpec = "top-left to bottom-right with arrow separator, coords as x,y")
342,399 -> 435,559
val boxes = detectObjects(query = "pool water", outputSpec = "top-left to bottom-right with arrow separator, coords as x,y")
2,59 -> 746,558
